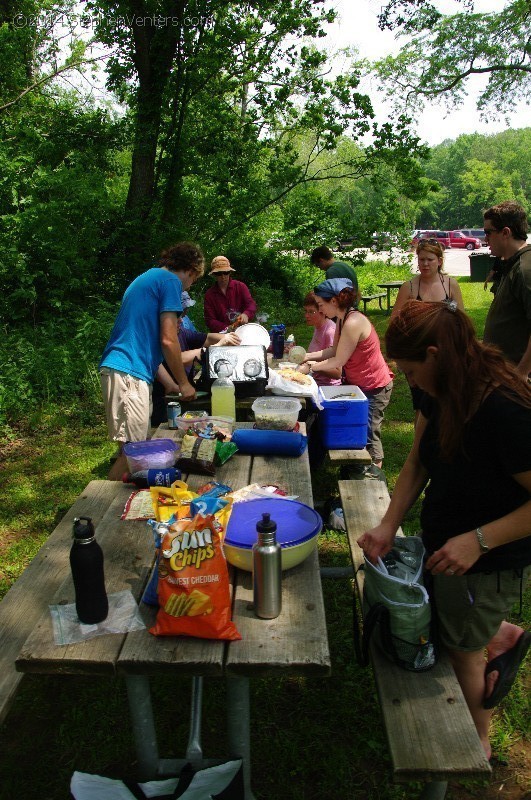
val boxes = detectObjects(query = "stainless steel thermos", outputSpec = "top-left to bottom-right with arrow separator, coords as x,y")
252,512 -> 282,619
70,516 -> 109,624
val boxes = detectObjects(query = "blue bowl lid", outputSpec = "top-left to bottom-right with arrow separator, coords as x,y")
123,439 -> 178,456
225,498 -> 322,550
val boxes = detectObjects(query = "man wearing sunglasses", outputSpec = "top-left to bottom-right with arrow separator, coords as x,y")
482,202 -> 531,380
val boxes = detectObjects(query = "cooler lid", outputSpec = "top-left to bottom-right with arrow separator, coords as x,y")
225,498 -> 322,549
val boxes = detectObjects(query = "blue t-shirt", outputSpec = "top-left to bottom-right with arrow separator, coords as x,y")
99,268 -> 183,383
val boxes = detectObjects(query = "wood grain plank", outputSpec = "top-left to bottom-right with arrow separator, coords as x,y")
227,424 -> 330,676
328,448 -> 372,465
16,483 -> 153,675
1,482 -> 122,717
116,443 -> 254,675
338,479 -> 491,781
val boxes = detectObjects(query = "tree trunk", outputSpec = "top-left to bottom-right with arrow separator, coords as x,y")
125,1 -> 185,219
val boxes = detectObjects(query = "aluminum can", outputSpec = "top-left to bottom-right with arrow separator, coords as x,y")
167,401 -> 181,429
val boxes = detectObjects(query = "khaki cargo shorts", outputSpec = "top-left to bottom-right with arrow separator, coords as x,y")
99,367 -> 152,443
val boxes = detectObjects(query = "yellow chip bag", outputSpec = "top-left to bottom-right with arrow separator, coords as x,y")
150,480 -> 197,522
149,513 -> 241,641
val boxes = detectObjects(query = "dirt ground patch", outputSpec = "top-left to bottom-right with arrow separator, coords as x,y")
449,740 -> 530,799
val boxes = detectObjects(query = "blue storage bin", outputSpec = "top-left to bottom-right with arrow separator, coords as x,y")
318,385 -> 369,449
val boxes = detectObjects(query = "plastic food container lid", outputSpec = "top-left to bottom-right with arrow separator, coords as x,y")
123,439 -> 178,457
289,346 -> 306,364
225,498 -> 322,549
235,323 -> 271,348
251,397 -> 302,413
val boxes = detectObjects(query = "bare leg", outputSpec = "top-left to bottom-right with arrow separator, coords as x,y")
484,621 -> 525,700
107,452 -> 129,481
447,648 -> 493,759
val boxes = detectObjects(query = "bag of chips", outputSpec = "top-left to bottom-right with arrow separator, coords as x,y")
177,432 -> 217,475
149,513 -> 241,640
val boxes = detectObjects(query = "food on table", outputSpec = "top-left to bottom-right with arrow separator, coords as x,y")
277,367 -> 312,386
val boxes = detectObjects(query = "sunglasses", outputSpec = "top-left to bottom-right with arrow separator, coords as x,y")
214,271 -> 232,275
483,228 -> 499,236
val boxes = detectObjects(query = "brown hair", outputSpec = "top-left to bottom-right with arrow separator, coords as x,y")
159,242 -> 205,277
416,239 -> 445,269
310,245 -> 333,265
303,291 -> 319,309
386,300 -> 531,458
484,201 -> 528,241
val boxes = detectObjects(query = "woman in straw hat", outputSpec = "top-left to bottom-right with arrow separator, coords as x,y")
203,255 -> 257,332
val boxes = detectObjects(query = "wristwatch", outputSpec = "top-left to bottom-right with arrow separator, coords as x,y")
476,526 -> 490,553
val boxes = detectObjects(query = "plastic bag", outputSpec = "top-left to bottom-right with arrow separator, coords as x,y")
177,433 -> 217,475
50,590 -> 145,645
267,369 -> 322,408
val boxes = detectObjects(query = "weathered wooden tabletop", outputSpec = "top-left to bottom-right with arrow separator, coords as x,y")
17,422 -> 330,680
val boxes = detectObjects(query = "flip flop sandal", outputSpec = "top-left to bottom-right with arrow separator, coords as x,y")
483,630 -> 531,709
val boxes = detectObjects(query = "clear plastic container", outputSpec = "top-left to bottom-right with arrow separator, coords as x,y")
251,397 -> 301,431
123,439 -> 179,472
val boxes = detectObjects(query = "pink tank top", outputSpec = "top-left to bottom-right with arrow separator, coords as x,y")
342,314 -> 393,391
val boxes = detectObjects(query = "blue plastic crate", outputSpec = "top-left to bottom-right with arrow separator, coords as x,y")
318,385 -> 369,449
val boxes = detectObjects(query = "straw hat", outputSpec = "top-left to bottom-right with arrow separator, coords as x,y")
209,255 -> 235,275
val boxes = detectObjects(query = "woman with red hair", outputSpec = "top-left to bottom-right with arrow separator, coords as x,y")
358,300 -> 531,761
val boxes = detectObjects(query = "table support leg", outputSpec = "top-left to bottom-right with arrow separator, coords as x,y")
125,674 -> 159,780
418,781 -> 448,800
226,675 -> 256,800
185,676 -> 204,768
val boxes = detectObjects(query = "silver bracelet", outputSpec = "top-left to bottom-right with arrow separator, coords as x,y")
476,526 -> 490,553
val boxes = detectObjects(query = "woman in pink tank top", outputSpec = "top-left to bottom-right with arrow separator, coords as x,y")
298,278 -> 393,468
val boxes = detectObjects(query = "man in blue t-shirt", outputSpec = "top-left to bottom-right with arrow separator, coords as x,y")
99,241 -> 204,479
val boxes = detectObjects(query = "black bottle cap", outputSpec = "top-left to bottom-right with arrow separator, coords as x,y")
73,516 -> 95,541
256,512 -> 276,533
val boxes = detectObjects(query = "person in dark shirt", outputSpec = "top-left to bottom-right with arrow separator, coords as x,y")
482,201 -> 531,377
358,300 -> 531,762
310,245 -> 359,297
151,292 -> 240,425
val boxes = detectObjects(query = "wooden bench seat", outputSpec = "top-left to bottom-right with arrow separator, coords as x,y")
338,478 -> 491,798
0,481 -> 123,724
360,292 -> 386,313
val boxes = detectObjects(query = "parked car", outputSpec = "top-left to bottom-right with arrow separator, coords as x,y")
458,228 -> 487,246
371,231 -> 401,250
411,230 -> 451,249
448,230 -> 482,250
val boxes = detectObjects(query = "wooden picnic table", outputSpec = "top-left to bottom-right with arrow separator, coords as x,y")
15,422 -> 330,799
377,281 -> 403,314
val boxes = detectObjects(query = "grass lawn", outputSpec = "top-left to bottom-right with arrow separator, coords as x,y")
0,279 -> 529,800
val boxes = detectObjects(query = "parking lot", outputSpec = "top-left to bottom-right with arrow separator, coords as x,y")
360,246 -> 490,277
